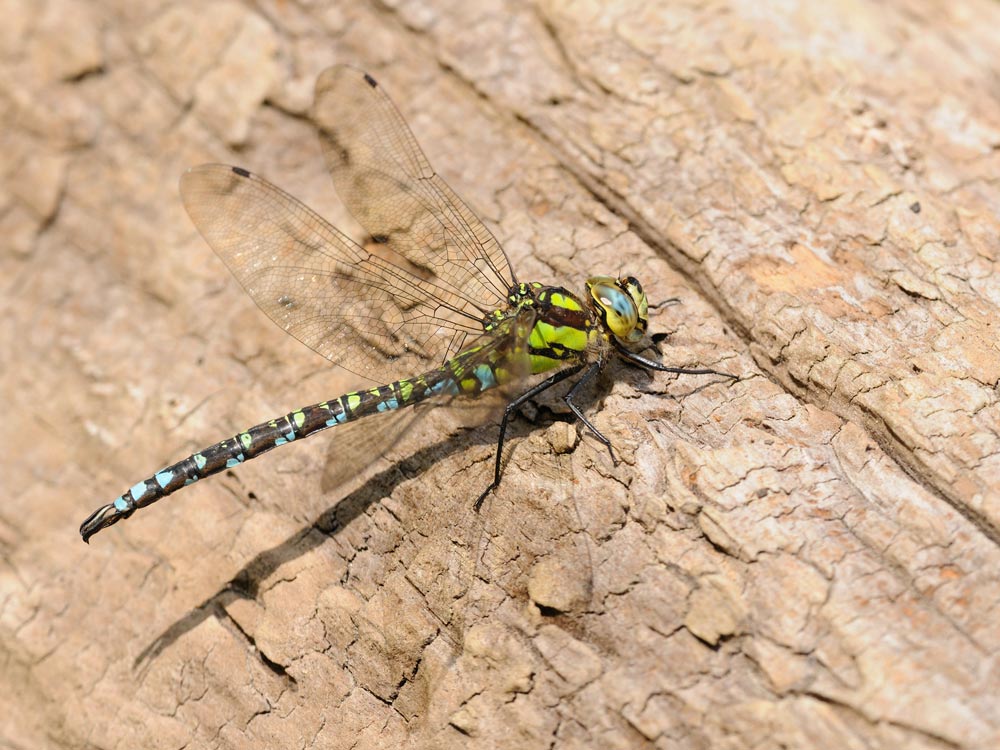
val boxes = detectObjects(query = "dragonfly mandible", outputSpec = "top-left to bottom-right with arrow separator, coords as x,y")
80,65 -> 737,543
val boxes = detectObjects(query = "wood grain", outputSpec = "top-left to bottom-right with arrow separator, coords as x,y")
2,1 -> 998,748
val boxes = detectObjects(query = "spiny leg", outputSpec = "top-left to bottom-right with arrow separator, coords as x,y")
647,297 -> 681,349
474,364 -> 584,510
613,339 -> 739,381
563,359 -> 617,465
647,296 -> 681,311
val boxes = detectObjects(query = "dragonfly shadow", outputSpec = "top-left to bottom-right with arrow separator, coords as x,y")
131,365 -> 734,671
131,414 -> 541,671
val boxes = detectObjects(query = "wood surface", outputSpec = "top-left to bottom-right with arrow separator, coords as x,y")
2,1 -> 999,748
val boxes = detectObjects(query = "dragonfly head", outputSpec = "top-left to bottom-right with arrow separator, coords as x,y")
586,275 -> 649,344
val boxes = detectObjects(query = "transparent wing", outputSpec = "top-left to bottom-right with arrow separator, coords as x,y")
180,164 -> 493,384
320,405 -> 424,494
313,65 -> 514,318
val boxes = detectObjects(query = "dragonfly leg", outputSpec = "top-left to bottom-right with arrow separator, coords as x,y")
647,296 -> 681,310
648,298 -> 681,349
474,364 -> 584,510
563,360 -> 618,465
613,339 -> 739,381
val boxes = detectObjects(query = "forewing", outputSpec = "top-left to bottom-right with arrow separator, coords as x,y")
313,66 -> 514,318
180,164 -> 487,384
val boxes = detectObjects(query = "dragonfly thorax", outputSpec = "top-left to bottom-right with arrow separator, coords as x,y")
586,275 -> 650,344
487,282 -> 598,375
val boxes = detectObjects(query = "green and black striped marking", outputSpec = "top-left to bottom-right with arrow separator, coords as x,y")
80,66 -> 736,543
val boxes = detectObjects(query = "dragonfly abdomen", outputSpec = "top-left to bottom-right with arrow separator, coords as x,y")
79,361 -> 498,541
80,404 -> 335,541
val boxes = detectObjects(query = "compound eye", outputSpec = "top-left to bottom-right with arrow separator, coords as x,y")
619,276 -> 649,341
590,280 -> 639,340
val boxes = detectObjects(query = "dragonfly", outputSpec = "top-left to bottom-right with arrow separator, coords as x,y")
80,65 -> 737,543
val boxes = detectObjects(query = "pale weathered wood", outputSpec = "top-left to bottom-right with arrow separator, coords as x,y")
2,1 -> 998,749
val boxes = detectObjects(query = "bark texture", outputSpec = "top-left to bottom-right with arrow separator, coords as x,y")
2,1 -> 999,748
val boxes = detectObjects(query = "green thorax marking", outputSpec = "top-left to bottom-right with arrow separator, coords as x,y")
487,282 -> 599,375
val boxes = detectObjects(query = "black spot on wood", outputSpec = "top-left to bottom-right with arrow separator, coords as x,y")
363,73 -> 377,88
232,166 -> 251,178
910,201 -> 921,213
